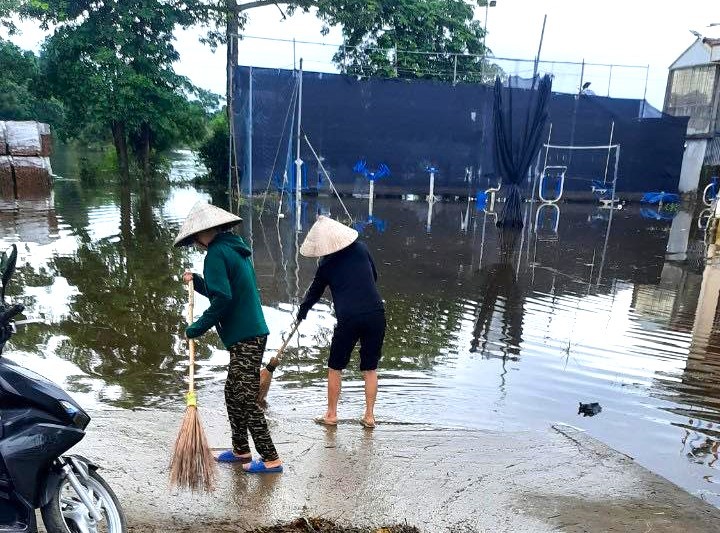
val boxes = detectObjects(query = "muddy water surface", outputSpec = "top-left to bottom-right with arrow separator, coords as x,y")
2,149 -> 720,507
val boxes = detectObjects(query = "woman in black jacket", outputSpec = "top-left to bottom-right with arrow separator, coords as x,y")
298,216 -> 386,429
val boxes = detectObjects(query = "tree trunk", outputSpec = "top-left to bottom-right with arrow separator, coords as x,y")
119,183 -> 132,247
111,121 -> 130,182
138,122 -> 151,178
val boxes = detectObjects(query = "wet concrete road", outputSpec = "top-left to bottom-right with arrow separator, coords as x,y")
72,407 -> 720,533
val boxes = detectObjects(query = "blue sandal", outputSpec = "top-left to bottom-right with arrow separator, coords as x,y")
243,459 -> 283,474
217,450 -> 252,464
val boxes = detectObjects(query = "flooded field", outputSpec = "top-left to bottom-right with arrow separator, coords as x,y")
2,150 -> 720,508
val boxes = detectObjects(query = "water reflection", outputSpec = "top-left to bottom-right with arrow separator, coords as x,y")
470,228 -> 525,360
4,164 -> 720,506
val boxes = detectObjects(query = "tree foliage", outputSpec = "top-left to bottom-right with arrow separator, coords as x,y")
183,1 -> 496,83
312,0 -> 495,82
0,38 -> 65,125
12,0 -> 217,179
197,110 -> 230,182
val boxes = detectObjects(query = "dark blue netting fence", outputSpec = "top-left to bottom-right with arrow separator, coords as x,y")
233,66 -> 688,197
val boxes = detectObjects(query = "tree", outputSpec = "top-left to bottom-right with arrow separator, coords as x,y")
314,0 -> 495,82
0,38 -> 66,126
18,0 -> 213,180
197,110 -> 231,182
184,0 -> 494,104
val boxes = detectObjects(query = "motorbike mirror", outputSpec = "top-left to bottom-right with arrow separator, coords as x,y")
0,245 -> 18,302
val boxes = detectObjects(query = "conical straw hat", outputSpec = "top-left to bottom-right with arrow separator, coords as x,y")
173,201 -> 242,247
300,216 -> 359,257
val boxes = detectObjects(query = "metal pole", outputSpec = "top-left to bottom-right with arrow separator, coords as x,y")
295,59 -> 303,232
533,14 -> 547,80
607,65 -> 613,97
482,2 -> 489,80
641,64 -> 650,117
579,59 -> 585,94
603,121 -> 615,185
293,38 -> 296,71
453,54 -> 458,85
247,66 -> 253,196
426,200 -> 433,233
428,171 -> 435,201
483,2 -> 489,49
369,180 -> 375,217
227,34 -> 234,194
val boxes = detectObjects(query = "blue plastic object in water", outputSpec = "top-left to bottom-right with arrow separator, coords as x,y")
640,207 -> 675,221
640,192 -> 679,205
476,191 -> 488,210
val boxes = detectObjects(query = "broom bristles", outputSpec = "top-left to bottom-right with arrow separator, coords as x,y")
169,405 -> 217,492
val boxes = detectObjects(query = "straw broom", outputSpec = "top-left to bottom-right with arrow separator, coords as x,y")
257,320 -> 300,404
169,278 -> 217,492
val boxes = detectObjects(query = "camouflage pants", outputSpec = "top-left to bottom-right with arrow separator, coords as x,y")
226,335 -> 279,461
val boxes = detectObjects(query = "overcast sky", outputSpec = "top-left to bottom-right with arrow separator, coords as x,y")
5,0 -> 720,108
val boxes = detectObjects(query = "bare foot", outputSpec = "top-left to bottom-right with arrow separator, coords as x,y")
360,415 -> 376,429
314,414 -> 338,426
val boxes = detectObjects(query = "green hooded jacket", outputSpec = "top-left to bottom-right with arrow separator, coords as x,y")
186,232 -> 269,347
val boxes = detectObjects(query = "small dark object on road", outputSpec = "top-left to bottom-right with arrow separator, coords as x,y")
578,402 -> 602,417
252,518 -> 420,532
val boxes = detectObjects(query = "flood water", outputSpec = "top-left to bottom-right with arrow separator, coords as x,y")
2,149 -> 720,507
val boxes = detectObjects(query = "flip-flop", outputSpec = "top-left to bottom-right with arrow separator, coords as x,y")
243,459 -> 283,474
217,450 -> 252,464
360,418 -> 376,429
314,416 -> 338,426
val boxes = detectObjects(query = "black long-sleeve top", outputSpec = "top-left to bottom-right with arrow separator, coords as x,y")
298,241 -> 384,321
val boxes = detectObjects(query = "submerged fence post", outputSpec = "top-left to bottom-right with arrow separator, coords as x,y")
453,54 -> 458,85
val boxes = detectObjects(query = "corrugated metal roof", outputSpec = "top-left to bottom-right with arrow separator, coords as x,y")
670,39 -> 712,70
705,136 -> 720,165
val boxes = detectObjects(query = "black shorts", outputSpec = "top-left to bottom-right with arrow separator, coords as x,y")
328,310 -> 386,371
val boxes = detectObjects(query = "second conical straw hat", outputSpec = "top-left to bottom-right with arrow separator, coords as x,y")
173,201 -> 242,247
300,216 -> 359,257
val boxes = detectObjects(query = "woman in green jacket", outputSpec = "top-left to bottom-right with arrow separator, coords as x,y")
174,201 -> 282,474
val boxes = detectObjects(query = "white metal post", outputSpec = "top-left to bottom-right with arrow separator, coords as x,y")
295,59 -> 303,232
428,171 -> 435,202
369,179 -> 375,217
426,200 -> 433,233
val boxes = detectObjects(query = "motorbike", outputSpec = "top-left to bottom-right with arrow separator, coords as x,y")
0,244 -> 127,533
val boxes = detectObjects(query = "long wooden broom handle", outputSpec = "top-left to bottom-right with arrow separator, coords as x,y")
266,320 -> 301,370
187,277 -> 195,395
278,320 -> 300,355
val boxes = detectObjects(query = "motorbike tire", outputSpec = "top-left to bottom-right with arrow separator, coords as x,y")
40,468 -> 127,533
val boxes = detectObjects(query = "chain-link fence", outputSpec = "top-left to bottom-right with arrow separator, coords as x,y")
235,34 -> 651,102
